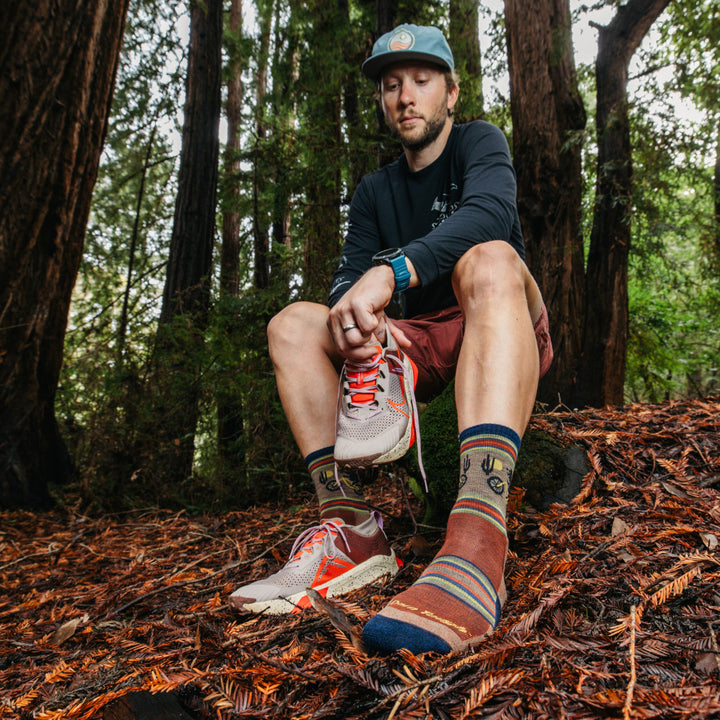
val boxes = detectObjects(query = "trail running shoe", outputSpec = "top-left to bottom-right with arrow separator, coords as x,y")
228,512 -> 400,615
334,332 -> 422,470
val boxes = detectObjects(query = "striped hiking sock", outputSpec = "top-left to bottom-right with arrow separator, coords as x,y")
363,423 -> 519,654
306,446 -> 371,525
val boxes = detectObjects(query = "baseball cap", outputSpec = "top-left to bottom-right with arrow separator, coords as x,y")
362,24 -> 454,80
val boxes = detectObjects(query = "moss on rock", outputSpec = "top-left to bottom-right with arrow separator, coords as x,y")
407,381 -> 587,525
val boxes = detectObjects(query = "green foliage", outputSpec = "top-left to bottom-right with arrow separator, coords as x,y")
200,289 -> 307,504
622,2 -> 720,402
413,383 -> 459,525
57,0 -> 187,510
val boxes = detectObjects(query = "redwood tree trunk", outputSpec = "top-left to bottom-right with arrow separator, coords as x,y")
450,0 -> 483,122
301,0 -> 344,301
0,0 -> 129,507
714,125 -> 720,257
505,0 -> 586,405
217,0 -> 246,469
575,0 -> 671,407
153,0 -> 222,481
251,0 -> 272,291
220,0 -> 243,302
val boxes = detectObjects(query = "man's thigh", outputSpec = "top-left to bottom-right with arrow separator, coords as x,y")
395,303 -> 554,403
394,306 -> 464,402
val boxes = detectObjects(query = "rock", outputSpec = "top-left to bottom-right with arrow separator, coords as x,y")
407,381 -> 587,523
102,692 -> 197,720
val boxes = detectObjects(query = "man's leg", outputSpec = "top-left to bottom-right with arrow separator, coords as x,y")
267,301 -> 371,524
267,301 -> 341,458
363,242 -> 542,653
229,302 -> 403,615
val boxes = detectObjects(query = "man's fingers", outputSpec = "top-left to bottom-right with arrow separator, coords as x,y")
386,318 -> 412,349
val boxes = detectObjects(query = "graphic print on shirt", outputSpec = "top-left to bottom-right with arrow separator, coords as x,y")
430,182 -> 460,229
329,254 -> 352,298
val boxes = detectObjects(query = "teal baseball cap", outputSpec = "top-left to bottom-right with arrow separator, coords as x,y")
362,24 -> 454,80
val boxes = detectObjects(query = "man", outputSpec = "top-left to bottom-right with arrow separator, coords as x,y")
230,23 -> 553,655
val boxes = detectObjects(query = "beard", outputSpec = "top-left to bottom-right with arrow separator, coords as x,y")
397,113 -> 447,152
387,96 -> 449,152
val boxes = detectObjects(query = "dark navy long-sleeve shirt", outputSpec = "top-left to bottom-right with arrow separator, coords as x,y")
328,121 -> 525,318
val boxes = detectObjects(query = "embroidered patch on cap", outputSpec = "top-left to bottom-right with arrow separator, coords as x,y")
388,29 -> 414,52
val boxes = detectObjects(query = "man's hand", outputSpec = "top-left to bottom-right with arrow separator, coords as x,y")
328,265 -> 411,361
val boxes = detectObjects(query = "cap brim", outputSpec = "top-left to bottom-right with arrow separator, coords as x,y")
362,51 -> 451,80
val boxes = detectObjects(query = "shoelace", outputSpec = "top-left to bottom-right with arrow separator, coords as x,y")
343,349 -> 383,411
288,520 -> 349,562
383,347 -> 426,487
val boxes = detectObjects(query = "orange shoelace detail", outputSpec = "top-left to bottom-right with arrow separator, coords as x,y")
345,348 -> 383,407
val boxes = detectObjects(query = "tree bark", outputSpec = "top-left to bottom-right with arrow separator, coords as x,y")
301,0 -> 344,301
0,0 -> 129,507
217,0 -> 245,468
714,124 -> 720,258
374,0 -> 399,168
118,125 -> 157,366
153,0 -> 222,481
505,0 -> 586,405
575,0 -> 671,407
252,0 -> 272,291
160,0 -> 222,325
220,0 -> 243,301
270,0 -> 296,272
450,0 -> 483,122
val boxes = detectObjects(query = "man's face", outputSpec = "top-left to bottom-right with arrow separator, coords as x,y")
380,63 -> 456,153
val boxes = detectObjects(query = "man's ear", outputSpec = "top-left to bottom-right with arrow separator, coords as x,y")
447,83 -> 459,112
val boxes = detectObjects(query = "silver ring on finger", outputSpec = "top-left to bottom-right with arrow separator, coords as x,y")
342,323 -> 358,332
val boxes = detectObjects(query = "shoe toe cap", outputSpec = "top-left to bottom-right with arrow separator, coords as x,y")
228,580 -> 279,606
228,592 -> 256,610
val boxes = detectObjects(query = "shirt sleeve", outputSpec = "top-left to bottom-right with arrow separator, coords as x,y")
327,176 -> 383,308
403,122 -> 522,288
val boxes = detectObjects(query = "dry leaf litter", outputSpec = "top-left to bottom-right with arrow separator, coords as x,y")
1,397 -> 719,719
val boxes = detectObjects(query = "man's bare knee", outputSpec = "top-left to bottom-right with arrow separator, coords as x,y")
452,241 -> 526,307
267,301 -> 334,364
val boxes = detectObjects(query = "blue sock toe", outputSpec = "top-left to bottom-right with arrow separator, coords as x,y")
363,614 -> 452,655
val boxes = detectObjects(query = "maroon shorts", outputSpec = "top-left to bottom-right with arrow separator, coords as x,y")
393,303 -> 554,402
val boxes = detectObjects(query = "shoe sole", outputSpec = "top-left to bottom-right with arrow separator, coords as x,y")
236,551 -> 400,615
336,418 -> 414,469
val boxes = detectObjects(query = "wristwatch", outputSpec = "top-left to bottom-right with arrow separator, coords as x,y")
372,247 -> 411,292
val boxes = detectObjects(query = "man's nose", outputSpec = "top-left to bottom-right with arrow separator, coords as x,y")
399,84 -> 415,107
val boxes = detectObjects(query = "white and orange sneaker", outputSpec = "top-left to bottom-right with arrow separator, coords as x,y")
228,513 -> 400,615
334,332 -> 421,469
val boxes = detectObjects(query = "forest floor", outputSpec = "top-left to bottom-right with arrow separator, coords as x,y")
1,398 -> 720,720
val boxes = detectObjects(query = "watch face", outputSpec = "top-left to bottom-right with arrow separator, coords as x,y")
375,248 -> 403,262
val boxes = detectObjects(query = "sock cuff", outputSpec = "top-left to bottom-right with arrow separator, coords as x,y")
304,446 -> 335,473
458,423 -> 521,462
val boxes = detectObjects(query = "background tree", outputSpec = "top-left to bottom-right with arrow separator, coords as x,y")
576,0 -> 672,407
0,0 -> 130,507
504,0 -> 587,406
216,0 -> 247,474
623,0 -> 720,401
298,0 -> 347,300
56,0 -> 185,501
449,0 -> 483,121
151,0 -> 223,484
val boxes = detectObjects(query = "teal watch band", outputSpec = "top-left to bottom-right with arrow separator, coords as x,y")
372,248 -> 411,292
